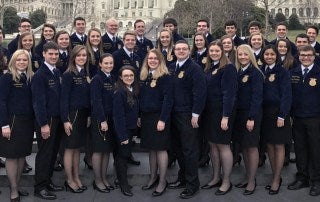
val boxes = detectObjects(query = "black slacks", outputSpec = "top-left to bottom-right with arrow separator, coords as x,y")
171,112 -> 199,191
34,117 -> 62,191
292,117 -> 320,185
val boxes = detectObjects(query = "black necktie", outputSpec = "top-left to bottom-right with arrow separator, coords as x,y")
302,68 -> 308,81
140,38 -> 143,44
53,68 -> 59,80
175,63 -> 180,72
20,72 -> 27,83
162,49 -> 167,55
80,69 -> 86,77
61,52 -> 67,59
112,37 -> 116,44
265,66 -> 271,74
130,53 -> 134,60
81,36 -> 84,43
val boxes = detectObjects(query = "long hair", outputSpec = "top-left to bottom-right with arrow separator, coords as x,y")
40,23 -> 56,42
66,45 -> 89,75
205,40 -> 230,72
17,32 -> 35,53
86,28 -> 104,65
260,44 -> 281,66
115,65 -> 139,107
220,35 -> 236,64
248,32 -> 265,50
140,49 -> 169,81
235,44 -> 259,70
8,49 -> 33,82
276,38 -> 294,69
191,32 -> 208,58
156,28 -> 174,60
54,30 -> 72,52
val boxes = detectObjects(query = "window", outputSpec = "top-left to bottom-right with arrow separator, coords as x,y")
292,8 -> 296,14
314,8 -> 319,17
306,7 -> 311,17
285,8 -> 289,17
299,8 -> 304,17
278,8 -> 282,13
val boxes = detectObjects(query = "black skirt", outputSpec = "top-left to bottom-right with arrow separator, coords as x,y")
91,117 -> 114,153
261,106 -> 291,144
233,109 -> 262,148
201,103 -> 234,145
140,112 -> 171,150
0,115 -> 34,158
64,109 -> 89,149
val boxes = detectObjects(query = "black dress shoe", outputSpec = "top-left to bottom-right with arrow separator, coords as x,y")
114,179 -> 120,188
179,189 -> 199,199
269,178 -> 282,195
34,189 -> 57,200
142,176 -> 159,190
265,185 -> 271,190
287,180 -> 309,190
64,181 -> 83,193
128,157 -> 140,166
152,182 -> 168,197
121,187 -> 133,197
106,185 -> 115,190
310,185 -> 320,196
47,183 -> 63,192
93,181 -> 109,193
201,179 -> 222,189
215,183 -> 232,195
168,180 -> 186,189
235,182 -> 248,188
243,184 -> 256,195
18,189 -> 29,196
79,185 -> 87,191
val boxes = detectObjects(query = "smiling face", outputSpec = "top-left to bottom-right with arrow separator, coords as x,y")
276,25 -> 287,39
43,26 -> 55,40
277,41 -> 288,56
21,34 -> 33,51
18,21 -> 31,33
147,52 -> 160,70
208,44 -> 222,61
299,50 -> 315,67
222,38 -> 233,52
120,69 -> 135,87
15,53 -> 29,72
134,21 -> 145,37
194,35 -> 206,50
306,27 -> 318,43
159,30 -> 171,48
197,21 -> 209,35
123,34 -> 136,51
75,20 -> 86,35
75,49 -> 87,67
174,43 -> 190,61
43,49 -> 59,66
225,25 -> 236,37
57,33 -> 70,50
263,48 -> 277,66
89,30 -> 101,48
237,48 -> 251,66
99,56 -> 113,73
106,20 -> 118,35
250,34 -> 263,50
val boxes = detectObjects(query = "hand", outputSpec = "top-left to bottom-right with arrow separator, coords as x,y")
87,117 -> 91,128
137,118 -> 141,127
100,121 -> 108,131
121,139 -> 129,145
191,116 -> 199,128
157,120 -> 165,131
221,117 -> 229,131
246,120 -> 254,132
64,122 -> 73,136
41,124 -> 51,139
277,118 -> 285,127
2,127 -> 11,140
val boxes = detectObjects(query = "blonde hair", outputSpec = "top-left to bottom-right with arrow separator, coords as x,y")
8,49 -> 33,82
86,28 -> 103,65
140,49 -> 169,80
235,44 -> 258,70
156,28 -> 174,61
106,17 -> 118,26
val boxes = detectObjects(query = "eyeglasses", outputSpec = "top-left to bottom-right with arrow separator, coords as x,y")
299,54 -> 315,58
20,25 -> 31,28
175,48 -> 189,51
122,74 -> 134,78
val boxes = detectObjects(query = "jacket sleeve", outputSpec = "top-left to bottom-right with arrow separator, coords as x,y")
90,76 -> 107,123
113,90 -> 128,142
0,74 -> 11,126
31,72 -> 48,126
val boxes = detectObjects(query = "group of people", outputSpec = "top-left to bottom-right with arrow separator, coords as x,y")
0,15 -> 320,202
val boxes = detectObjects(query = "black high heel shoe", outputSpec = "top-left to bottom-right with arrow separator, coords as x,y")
64,181 -> 83,193
83,158 -> 93,170
243,180 -> 257,195
142,176 -> 159,190
233,155 -> 242,166
269,178 -> 282,195
152,181 -> 168,197
93,181 -> 110,193
215,183 -> 233,195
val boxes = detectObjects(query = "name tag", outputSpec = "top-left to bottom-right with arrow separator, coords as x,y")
103,43 -> 112,50
291,75 -> 300,83
48,79 -> 56,87
73,77 -> 83,85
122,59 -> 131,65
104,83 -> 113,91
13,82 -> 23,88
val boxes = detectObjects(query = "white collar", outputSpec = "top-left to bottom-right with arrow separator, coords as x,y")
176,57 -> 189,67
197,48 -> 206,55
311,41 -> 316,47
44,61 -> 56,72
241,64 -> 250,71
301,64 -> 314,72
266,63 -> 275,70
76,33 -> 85,41
124,47 -> 133,57
254,48 -> 261,56
76,65 -> 83,73
107,32 -> 116,40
